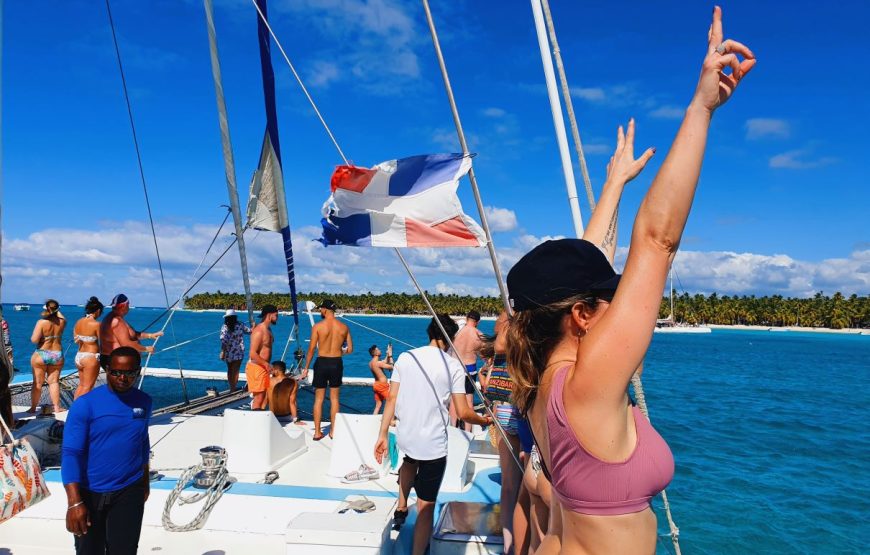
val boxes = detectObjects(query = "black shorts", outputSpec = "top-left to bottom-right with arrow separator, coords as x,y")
464,366 -> 478,395
403,455 -> 447,503
312,357 -> 343,389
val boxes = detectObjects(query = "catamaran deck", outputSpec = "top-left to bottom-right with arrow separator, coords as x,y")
2,396 -> 503,554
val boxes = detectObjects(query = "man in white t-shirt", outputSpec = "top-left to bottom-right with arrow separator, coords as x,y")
374,314 -> 491,555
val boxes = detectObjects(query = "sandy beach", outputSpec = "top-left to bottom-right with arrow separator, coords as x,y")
708,324 -> 869,335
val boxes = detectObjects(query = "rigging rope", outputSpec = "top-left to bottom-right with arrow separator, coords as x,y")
153,330 -> 221,355
250,0 -> 349,165
631,372 -> 682,555
420,0 -> 512,316
138,209 -> 233,393
140,234 -> 240,332
538,0 -> 596,212
339,316 -> 417,349
249,1 -> 523,471
104,0 -> 186,396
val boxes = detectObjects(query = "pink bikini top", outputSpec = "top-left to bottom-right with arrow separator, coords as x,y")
547,366 -> 674,516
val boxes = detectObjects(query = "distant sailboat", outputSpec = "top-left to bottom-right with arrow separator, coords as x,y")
655,269 -> 711,334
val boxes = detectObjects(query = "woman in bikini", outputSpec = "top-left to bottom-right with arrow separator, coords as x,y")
29,299 -> 67,413
506,9 -> 754,553
72,297 -> 104,399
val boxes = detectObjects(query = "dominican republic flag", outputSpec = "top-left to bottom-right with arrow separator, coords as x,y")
319,154 -> 487,248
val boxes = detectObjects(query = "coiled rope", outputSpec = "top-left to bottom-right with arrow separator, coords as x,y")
161,458 -> 231,532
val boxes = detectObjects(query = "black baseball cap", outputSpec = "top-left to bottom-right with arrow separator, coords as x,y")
507,239 -> 620,311
260,304 -> 278,318
318,299 -> 337,311
111,293 -> 129,307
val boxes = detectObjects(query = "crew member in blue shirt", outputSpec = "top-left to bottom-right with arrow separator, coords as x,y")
62,346 -> 152,554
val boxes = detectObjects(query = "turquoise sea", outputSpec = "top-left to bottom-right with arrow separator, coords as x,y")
4,305 -> 869,554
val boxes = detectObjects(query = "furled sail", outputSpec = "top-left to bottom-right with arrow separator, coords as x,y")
250,0 -> 300,335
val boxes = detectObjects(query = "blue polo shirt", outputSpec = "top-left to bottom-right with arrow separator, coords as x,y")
62,385 -> 152,493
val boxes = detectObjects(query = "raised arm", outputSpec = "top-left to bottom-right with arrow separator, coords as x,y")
573,6 -> 755,403
583,120 -> 655,264
112,320 -> 154,353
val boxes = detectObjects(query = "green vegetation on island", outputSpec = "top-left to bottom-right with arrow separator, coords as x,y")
184,290 -> 869,330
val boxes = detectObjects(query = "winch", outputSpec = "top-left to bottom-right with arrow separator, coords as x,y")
193,445 -> 227,489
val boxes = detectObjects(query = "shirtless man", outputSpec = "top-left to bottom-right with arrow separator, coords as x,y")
451,310 -> 482,431
368,344 -> 393,415
301,299 -> 352,440
99,294 -> 162,369
246,305 -> 277,410
268,360 -> 303,423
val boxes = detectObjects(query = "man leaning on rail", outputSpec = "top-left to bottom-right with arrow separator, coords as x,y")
63,346 -> 152,555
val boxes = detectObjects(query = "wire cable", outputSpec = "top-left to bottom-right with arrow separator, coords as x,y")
104,0 -> 186,398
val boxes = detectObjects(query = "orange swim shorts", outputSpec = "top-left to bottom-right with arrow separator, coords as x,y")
245,361 -> 270,393
373,380 -> 390,402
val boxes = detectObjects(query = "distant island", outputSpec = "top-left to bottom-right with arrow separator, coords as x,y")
184,291 -> 868,330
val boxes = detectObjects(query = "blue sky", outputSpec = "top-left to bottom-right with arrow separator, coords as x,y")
2,0 -> 867,306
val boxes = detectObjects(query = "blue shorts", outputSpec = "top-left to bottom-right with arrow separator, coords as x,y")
516,416 -> 533,454
464,363 -> 478,395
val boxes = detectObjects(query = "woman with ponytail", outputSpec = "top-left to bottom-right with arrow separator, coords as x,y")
72,297 -> 104,398
29,298 -> 67,413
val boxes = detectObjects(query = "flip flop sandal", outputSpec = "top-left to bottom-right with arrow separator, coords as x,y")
341,464 -> 380,484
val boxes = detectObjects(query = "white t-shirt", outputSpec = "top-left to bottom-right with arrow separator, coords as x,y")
391,345 -> 466,461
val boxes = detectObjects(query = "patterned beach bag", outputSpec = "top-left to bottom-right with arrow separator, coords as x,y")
0,413 -> 51,523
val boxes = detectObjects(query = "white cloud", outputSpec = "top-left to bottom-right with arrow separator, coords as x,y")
649,105 -> 684,120
307,60 -> 341,88
745,118 -> 790,140
769,149 -> 837,170
483,206 -> 518,232
582,142 -> 611,155
665,249 -> 869,297
277,0 -> 421,95
482,107 -> 506,118
4,221 -> 865,305
434,282 -> 499,297
570,87 -> 606,102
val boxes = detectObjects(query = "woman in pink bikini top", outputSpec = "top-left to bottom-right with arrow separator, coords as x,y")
505,8 -> 755,554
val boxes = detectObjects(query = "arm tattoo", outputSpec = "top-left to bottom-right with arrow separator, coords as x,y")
601,204 -> 619,250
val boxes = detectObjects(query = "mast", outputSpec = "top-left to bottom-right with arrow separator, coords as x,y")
529,0 -> 584,238
254,0 -> 300,344
670,269 -> 675,321
203,0 -> 255,325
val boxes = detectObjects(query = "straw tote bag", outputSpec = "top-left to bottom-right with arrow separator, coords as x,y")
0,413 -> 51,523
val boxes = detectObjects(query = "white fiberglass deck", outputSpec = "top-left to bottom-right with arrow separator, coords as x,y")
1,399 -> 502,555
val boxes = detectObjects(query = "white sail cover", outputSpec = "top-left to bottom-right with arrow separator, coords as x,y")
247,131 -> 289,232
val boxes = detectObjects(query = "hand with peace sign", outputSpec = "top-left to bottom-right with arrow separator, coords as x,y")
691,6 -> 756,114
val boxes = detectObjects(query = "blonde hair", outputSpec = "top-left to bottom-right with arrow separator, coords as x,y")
41,299 -> 60,319
506,294 -> 600,413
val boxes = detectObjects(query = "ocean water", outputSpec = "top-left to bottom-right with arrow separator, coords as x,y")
4,305 -> 869,554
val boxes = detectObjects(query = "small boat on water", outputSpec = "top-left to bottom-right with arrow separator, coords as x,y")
654,270 -> 712,334
13,303 -> 30,311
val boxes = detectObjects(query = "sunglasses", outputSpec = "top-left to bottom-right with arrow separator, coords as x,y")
108,368 -> 141,378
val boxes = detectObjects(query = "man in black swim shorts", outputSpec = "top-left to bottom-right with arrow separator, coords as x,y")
301,299 -> 353,441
